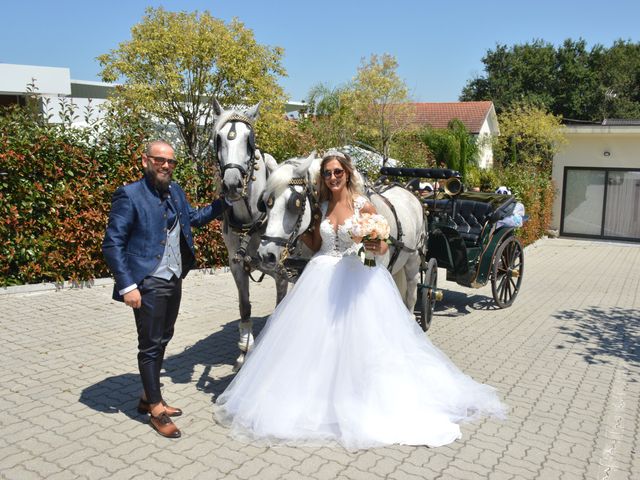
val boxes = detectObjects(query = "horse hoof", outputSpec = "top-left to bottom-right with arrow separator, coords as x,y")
233,353 -> 246,373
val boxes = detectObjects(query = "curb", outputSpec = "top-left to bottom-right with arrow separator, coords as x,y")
0,266 -> 231,296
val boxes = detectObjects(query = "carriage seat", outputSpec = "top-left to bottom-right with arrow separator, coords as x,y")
454,200 -> 495,245
424,198 -> 495,245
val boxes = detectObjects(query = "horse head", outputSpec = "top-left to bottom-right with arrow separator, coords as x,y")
258,152 -> 319,271
213,98 -> 261,202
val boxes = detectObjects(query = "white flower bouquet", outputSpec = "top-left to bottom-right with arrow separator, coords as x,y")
346,213 -> 391,266
348,213 -> 391,241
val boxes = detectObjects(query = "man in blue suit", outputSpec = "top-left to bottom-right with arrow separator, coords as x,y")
103,140 -> 225,438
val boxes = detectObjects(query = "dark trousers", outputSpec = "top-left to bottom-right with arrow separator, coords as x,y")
133,275 -> 182,404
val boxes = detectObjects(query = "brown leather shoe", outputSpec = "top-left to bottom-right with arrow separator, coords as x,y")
137,398 -> 183,417
149,411 -> 181,438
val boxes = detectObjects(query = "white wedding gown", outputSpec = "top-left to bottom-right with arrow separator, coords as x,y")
214,197 -> 506,449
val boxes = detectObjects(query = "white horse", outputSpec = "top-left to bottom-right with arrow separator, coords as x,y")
212,98 -> 289,370
257,153 -> 426,310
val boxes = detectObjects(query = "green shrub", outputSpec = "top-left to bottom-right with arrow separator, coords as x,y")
0,96 -> 228,286
494,165 -> 554,246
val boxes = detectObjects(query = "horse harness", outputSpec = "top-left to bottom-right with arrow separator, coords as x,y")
215,113 -> 268,275
260,176 -> 319,280
367,182 -> 417,273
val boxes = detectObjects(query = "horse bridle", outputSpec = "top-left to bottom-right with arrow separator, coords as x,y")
260,177 -> 318,277
215,113 -> 261,220
215,113 -> 268,270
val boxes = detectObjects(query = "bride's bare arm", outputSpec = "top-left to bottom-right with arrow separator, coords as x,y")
300,215 -> 322,252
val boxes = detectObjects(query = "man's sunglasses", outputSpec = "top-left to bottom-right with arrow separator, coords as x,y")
322,168 -> 345,179
148,155 -> 178,167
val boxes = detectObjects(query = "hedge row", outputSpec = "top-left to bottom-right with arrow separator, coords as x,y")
1,102 -> 553,287
466,164 -> 555,246
0,103 -> 227,287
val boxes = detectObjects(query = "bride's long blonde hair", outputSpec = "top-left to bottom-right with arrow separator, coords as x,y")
317,150 -> 364,207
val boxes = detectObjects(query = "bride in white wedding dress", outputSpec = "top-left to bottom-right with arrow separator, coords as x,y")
214,151 -> 507,449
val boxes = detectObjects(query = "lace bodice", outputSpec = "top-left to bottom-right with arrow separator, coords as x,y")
318,196 -> 367,257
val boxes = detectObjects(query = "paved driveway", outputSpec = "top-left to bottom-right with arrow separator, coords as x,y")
1,238 -> 638,479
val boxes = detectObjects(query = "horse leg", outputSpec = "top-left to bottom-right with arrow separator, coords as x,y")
274,274 -> 289,305
230,263 -> 253,372
403,252 -> 422,310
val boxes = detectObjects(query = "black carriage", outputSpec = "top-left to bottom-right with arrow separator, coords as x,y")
376,167 -> 525,331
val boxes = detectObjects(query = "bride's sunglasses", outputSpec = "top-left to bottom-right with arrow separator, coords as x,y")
322,168 -> 345,179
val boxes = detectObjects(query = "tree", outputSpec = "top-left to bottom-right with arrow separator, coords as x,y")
98,7 -> 288,163
461,38 -> 640,121
297,83 -> 358,150
346,54 -> 412,163
418,119 -> 478,179
493,103 -> 566,171
595,40 -> 640,119
461,40 -> 556,113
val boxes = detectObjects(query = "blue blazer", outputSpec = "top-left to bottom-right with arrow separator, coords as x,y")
102,177 -> 225,301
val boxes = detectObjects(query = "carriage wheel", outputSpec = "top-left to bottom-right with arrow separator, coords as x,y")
491,236 -> 524,308
415,258 -> 438,331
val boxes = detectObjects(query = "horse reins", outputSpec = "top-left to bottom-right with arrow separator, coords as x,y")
260,176 -> 318,280
215,114 -> 268,273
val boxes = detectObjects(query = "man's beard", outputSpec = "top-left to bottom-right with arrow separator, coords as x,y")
144,164 -> 171,193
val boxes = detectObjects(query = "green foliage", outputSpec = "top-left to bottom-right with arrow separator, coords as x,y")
98,7 -> 289,163
0,94 -> 228,287
461,38 -> 640,121
418,120 -> 478,177
496,165 -> 555,246
298,83 -> 359,150
296,55 -> 414,166
389,131 -> 434,169
344,54 -> 411,161
493,103 -> 566,171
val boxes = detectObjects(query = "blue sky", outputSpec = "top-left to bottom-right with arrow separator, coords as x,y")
2,0 -> 639,102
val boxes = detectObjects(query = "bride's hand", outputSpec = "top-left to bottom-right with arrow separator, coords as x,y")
363,239 -> 388,256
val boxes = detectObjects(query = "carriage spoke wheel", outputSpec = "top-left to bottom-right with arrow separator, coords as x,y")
415,258 -> 438,331
491,236 -> 524,308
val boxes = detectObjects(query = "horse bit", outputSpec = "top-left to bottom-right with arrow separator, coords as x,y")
260,175 -> 320,280
215,113 -> 268,272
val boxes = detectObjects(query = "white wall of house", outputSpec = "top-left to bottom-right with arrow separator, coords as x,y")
476,120 -> 494,169
0,63 -> 71,96
40,95 -> 110,125
476,104 -> 499,169
551,125 -> 640,231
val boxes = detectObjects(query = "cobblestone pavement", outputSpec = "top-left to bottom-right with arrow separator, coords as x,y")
1,237 -> 639,480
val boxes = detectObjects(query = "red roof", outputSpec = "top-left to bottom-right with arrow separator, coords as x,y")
401,101 -> 494,134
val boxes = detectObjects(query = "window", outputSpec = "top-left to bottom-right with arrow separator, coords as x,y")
561,167 -> 640,241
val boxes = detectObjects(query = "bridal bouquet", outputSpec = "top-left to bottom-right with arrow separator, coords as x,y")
348,213 -> 391,241
347,213 -> 391,266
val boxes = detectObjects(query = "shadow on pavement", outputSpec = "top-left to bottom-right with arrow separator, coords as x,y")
79,315 -> 269,418
553,306 -> 640,368
435,290 -> 498,318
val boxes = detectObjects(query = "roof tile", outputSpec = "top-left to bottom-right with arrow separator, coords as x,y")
400,101 -> 494,134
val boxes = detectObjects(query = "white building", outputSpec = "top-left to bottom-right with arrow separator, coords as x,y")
0,63 -> 305,125
551,120 -> 640,242
402,101 -> 500,169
